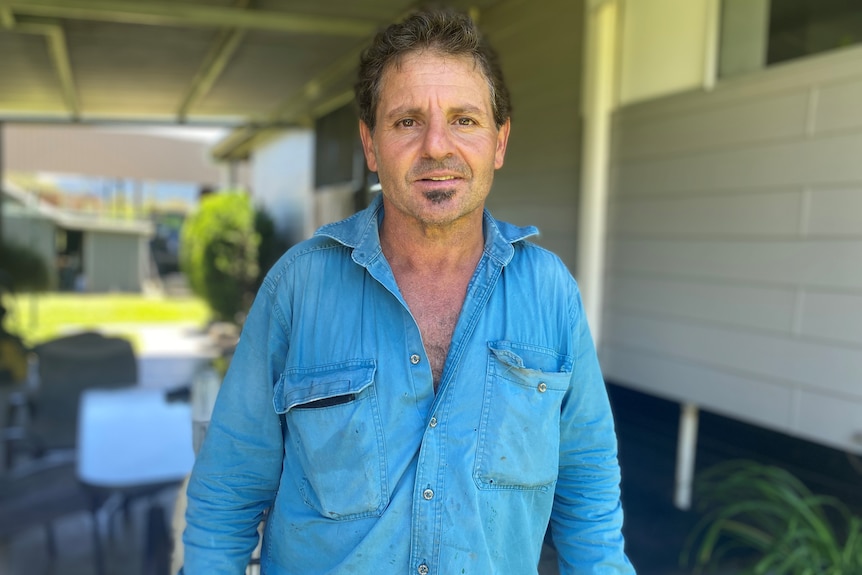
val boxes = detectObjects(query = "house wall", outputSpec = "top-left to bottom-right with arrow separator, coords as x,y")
618,0 -> 718,106
251,130 -> 315,244
84,231 -> 147,292
479,0 -> 585,270
601,45 -> 862,455
4,125 -> 224,186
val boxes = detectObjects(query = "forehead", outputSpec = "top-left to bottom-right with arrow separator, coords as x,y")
378,50 -> 491,105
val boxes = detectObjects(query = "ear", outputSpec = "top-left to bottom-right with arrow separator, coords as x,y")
494,118 -> 511,170
359,120 -> 378,172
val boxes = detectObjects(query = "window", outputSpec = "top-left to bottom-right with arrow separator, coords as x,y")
719,0 -> 862,78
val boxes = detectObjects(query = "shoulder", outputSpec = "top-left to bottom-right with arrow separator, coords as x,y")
259,235 -> 348,296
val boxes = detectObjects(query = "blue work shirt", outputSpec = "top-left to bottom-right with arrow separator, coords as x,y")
182,194 -> 633,574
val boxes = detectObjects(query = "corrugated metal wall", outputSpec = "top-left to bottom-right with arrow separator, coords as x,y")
601,46 -> 862,455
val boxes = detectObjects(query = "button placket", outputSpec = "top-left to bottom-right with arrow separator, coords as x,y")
410,354 -> 421,365
417,564 -> 429,575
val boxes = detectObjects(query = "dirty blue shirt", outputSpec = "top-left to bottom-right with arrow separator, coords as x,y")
182,194 -> 633,574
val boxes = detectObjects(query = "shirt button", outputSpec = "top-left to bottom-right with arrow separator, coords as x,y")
410,354 -> 421,365
429,417 -> 438,428
537,382 -> 547,393
417,564 -> 429,575
422,488 -> 434,500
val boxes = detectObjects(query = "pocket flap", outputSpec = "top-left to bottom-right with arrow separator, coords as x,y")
488,341 -> 572,392
488,341 -> 572,373
273,359 -> 377,414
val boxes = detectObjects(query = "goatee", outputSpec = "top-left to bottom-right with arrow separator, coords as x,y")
423,189 -> 456,204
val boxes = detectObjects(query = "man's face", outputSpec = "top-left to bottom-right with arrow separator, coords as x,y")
359,51 -> 510,230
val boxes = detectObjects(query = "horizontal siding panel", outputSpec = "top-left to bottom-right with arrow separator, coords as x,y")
609,191 -> 802,237
795,391 -> 862,455
806,187 -> 862,236
608,238 -> 862,289
490,200 -> 576,233
800,291 -> 862,346
617,90 -> 809,161
603,311 -> 862,398
504,127 -> 579,174
490,171 -> 578,206
600,344 -> 794,431
617,132 -> 862,196
604,275 -> 796,333
814,78 -> 862,135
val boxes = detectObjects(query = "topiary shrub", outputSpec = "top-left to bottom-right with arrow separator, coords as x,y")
179,191 -> 260,323
0,240 -> 51,293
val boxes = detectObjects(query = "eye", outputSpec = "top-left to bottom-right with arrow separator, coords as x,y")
396,118 -> 415,128
456,117 -> 477,126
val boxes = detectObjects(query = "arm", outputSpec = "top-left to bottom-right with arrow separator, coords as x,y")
550,288 -> 635,574
181,281 -> 289,574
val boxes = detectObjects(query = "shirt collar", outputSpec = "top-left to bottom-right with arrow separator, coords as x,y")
314,193 -> 539,267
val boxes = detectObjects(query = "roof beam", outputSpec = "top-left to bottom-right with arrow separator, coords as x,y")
0,6 -> 15,27
178,28 -> 245,121
0,0 -> 378,36
177,0 -> 250,122
8,16 -> 80,119
212,42 -> 365,161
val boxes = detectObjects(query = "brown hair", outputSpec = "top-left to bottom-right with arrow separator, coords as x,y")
355,8 -> 511,131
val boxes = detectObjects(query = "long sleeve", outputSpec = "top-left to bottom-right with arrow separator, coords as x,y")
550,289 -> 635,574
181,280 -> 289,574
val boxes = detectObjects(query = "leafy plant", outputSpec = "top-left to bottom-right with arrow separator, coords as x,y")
179,191 -> 260,323
683,460 -> 862,574
0,240 -> 51,292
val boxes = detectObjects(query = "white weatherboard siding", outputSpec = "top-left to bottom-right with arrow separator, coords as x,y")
602,46 -> 862,455
481,0 -> 583,270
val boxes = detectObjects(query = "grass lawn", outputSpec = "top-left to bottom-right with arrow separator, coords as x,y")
2,292 -> 212,349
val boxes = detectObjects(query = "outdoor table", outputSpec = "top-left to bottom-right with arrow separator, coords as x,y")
77,387 -> 195,575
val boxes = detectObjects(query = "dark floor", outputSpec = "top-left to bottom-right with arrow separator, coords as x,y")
3,383 -> 861,574
609,383 -> 862,575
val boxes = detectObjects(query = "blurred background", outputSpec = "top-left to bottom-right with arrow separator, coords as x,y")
1,0 -> 861,573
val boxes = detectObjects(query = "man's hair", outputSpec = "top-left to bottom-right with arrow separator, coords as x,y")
356,8 -> 511,131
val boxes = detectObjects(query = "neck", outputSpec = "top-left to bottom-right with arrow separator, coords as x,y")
379,210 -> 485,274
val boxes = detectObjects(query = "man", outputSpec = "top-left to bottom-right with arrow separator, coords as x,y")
183,8 -> 633,574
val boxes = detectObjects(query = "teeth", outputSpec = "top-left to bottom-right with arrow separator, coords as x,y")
428,176 -> 455,181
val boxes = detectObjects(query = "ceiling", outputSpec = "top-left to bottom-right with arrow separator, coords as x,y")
0,0 -> 500,159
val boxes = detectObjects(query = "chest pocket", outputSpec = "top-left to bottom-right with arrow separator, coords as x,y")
273,359 -> 388,520
474,341 -> 572,491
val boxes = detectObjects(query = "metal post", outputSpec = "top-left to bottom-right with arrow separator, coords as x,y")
674,403 -> 700,510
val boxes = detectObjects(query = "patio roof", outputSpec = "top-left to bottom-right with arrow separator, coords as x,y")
0,0 -> 501,160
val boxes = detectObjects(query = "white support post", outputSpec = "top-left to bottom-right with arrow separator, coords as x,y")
578,0 -> 618,343
674,403 -> 700,510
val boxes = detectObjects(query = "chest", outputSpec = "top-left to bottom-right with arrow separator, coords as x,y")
395,271 -> 471,384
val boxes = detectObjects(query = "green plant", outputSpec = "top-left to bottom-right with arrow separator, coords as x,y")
179,191 -> 260,322
253,206 -> 289,291
683,460 -> 862,575
0,240 -> 51,292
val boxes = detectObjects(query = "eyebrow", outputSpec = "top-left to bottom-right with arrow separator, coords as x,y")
383,105 -> 489,121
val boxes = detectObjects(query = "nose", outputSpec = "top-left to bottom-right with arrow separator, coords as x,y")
421,115 -> 454,160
